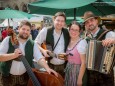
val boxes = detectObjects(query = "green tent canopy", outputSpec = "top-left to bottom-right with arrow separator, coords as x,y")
28,0 -> 96,19
0,8 -> 33,19
102,0 -> 115,6
28,0 -> 115,18
29,0 -> 96,9
0,8 -> 33,26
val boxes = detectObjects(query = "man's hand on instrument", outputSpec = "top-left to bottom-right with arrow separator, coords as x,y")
42,50 -> 50,57
38,58 -> 58,77
45,68 -> 58,77
58,53 -> 68,60
102,38 -> 115,46
14,48 -> 22,58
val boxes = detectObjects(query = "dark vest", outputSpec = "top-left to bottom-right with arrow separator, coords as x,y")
95,29 -> 109,40
0,37 -> 34,76
85,28 -> 109,42
46,27 -> 70,52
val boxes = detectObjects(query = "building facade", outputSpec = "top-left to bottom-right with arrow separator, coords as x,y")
0,0 -> 37,12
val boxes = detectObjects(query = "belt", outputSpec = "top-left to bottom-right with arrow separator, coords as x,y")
49,62 -> 65,66
10,72 -> 27,77
14,58 -> 21,61
2,72 -> 27,77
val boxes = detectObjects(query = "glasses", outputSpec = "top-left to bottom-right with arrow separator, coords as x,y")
70,28 -> 79,32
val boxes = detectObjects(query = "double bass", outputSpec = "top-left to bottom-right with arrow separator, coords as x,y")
10,29 -> 64,86
28,68 -> 64,86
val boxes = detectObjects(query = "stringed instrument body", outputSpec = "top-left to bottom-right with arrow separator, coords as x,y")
28,69 -> 64,86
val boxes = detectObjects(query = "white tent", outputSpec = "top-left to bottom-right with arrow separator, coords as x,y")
0,14 -> 52,28
0,19 -> 18,29
1,19 -> 14,26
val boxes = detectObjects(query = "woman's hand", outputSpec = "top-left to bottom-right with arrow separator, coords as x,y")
77,78 -> 82,86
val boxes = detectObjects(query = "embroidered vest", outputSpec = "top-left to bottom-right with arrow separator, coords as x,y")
0,37 -> 34,76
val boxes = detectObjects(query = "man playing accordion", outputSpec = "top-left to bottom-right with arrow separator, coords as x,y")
84,11 -> 115,86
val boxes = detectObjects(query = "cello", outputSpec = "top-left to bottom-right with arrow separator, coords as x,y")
10,29 -> 64,86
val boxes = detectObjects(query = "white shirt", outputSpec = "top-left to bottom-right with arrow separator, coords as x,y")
92,28 -> 115,39
35,27 -> 65,65
67,39 -> 87,55
0,36 -> 43,75
77,39 -> 87,54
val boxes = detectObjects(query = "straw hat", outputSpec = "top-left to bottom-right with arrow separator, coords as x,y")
84,11 -> 101,24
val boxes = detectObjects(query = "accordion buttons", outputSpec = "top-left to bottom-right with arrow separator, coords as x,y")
103,64 -> 106,69
105,70 -> 107,72
103,67 -> 105,69
111,45 -> 113,47
107,48 -> 109,51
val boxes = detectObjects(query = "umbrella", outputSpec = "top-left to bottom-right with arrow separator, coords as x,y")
28,0 -> 96,20
0,8 -> 33,19
0,8 -> 33,26
102,0 -> 115,6
28,0 -> 115,19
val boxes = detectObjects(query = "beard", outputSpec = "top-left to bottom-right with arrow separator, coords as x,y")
89,25 -> 97,31
19,34 -> 29,39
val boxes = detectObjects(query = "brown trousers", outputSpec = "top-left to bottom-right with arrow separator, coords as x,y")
48,62 -> 66,78
0,73 -> 29,86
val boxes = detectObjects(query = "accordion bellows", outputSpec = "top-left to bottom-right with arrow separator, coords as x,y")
86,40 -> 115,74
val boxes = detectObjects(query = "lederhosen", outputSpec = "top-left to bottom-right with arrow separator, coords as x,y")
86,29 -> 114,86
0,37 -> 34,86
46,27 -> 70,77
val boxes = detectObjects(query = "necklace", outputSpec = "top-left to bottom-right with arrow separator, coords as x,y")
68,38 -> 81,51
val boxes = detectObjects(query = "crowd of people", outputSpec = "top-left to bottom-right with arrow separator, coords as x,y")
0,11 -> 115,86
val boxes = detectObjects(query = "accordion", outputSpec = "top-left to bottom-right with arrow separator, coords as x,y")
86,40 -> 115,74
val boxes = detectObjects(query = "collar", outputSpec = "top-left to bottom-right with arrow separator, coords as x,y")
92,28 -> 100,37
18,36 -> 30,44
53,29 -> 62,36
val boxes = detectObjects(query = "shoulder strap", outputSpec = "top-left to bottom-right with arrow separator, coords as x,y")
53,31 -> 62,51
97,30 -> 109,40
46,27 -> 70,52
67,38 -> 82,51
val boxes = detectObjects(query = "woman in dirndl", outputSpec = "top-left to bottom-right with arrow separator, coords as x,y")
64,21 -> 87,86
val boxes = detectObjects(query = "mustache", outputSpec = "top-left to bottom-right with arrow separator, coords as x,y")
19,34 -> 29,39
89,25 -> 96,29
